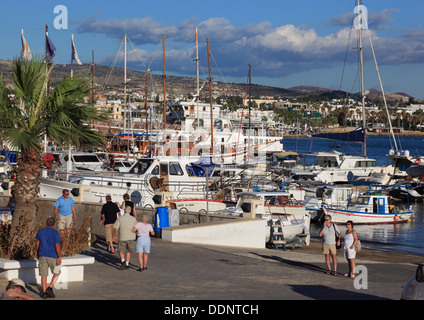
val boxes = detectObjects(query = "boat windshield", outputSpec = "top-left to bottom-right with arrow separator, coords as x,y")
129,159 -> 154,174
356,196 -> 370,205
69,155 -> 101,163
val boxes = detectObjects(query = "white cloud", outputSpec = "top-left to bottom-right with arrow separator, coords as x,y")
77,12 -> 424,80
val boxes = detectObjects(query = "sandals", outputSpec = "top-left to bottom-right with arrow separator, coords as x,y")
326,270 -> 338,276
344,273 -> 356,279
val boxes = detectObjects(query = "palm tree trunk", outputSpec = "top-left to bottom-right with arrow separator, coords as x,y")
10,149 -> 41,243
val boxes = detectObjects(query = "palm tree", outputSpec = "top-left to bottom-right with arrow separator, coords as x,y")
0,58 -> 105,255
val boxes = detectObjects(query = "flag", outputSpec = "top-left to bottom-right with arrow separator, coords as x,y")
20,29 -> 32,60
46,34 -> 56,62
71,34 -> 83,65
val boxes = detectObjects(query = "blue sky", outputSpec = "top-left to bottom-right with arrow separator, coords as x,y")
1,0 -> 424,98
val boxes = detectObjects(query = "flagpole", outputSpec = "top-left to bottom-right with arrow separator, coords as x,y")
71,34 -> 74,78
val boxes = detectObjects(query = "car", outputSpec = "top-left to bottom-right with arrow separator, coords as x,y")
401,264 -> 424,300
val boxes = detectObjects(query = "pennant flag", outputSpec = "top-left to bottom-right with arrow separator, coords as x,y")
46,34 -> 56,62
20,29 -> 32,60
71,34 -> 83,65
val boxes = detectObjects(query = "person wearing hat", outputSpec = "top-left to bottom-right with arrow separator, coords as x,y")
0,278 -> 37,300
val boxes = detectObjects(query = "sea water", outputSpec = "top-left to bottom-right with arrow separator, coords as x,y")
282,134 -> 424,256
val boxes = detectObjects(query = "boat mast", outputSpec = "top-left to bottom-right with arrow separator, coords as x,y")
123,33 -> 129,159
207,38 -> 214,155
92,50 -> 95,109
162,34 -> 166,137
248,64 -> 252,161
357,0 -> 367,158
195,25 -> 200,132
145,69 -> 148,136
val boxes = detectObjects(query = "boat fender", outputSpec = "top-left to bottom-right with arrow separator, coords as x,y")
394,215 -> 400,221
415,158 -> 421,165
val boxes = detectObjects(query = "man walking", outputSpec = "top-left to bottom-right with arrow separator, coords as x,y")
319,214 -> 341,276
113,206 -> 137,270
54,189 -> 77,236
100,195 -> 121,254
35,217 -> 62,299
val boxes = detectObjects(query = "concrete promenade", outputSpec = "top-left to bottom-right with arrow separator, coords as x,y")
18,236 -> 423,301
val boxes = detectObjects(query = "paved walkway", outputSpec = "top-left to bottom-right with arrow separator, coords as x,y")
20,237 -> 423,301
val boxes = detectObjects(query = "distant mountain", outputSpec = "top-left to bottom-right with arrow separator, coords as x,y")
0,59 -> 416,103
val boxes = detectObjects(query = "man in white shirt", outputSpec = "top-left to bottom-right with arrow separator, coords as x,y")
319,215 -> 341,275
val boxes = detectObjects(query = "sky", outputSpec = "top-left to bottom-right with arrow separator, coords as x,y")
1,0 -> 424,99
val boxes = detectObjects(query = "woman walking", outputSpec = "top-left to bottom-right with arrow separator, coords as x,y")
133,214 -> 155,272
343,220 -> 358,278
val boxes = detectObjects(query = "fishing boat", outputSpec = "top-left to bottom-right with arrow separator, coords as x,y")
303,185 -> 358,221
323,186 -> 414,225
39,156 -> 219,207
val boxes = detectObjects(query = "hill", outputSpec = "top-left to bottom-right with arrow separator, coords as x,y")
0,59 -> 415,103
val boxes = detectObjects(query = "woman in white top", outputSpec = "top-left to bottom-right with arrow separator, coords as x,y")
132,214 -> 155,272
343,220 -> 358,278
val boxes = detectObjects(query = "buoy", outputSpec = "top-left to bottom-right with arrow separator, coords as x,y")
415,158 -> 421,165
42,153 -> 54,168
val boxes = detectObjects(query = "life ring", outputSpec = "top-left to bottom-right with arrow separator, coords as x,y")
415,158 -> 421,165
42,153 -> 54,168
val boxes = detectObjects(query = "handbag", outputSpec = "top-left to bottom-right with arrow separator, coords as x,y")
333,224 -> 341,249
354,239 -> 361,252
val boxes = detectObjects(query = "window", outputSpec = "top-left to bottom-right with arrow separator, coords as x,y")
160,163 -> 168,176
169,162 -> 183,175
129,159 -> 153,174
152,165 -> 159,175
356,197 -> 369,205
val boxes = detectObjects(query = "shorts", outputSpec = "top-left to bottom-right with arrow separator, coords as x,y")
38,256 -> 60,277
322,243 -> 337,255
118,240 -> 136,254
344,246 -> 356,259
136,236 -> 151,254
105,224 -> 114,243
58,214 -> 73,230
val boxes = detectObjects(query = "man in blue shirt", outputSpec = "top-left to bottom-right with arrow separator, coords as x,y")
54,189 -> 77,236
35,217 -> 61,299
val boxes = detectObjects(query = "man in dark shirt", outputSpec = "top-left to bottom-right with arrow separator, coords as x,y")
100,195 -> 121,253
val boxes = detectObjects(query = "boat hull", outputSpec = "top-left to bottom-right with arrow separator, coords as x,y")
324,207 -> 413,225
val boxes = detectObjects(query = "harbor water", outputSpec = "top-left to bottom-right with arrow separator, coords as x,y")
282,134 -> 424,256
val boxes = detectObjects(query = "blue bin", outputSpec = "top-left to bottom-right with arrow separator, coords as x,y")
154,207 -> 169,232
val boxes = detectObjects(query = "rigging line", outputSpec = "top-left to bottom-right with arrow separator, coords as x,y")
147,37 -> 164,71
126,36 -> 147,70
197,29 -> 227,84
100,36 -> 125,94
365,25 -> 399,153
339,12 -> 355,92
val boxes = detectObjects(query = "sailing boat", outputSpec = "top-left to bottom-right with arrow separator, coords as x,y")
322,1 -> 415,223
304,0 -> 380,184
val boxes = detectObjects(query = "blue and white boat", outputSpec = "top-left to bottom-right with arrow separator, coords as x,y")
323,186 -> 414,225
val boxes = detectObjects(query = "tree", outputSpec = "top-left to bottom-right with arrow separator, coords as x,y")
0,58 -> 105,258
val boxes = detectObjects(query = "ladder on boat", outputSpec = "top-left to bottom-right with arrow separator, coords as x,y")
269,222 -> 287,251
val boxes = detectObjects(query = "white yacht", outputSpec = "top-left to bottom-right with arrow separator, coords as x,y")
289,150 -> 379,184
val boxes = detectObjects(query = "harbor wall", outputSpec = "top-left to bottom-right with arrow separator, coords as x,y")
1,195 -> 262,249
161,219 -> 266,249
